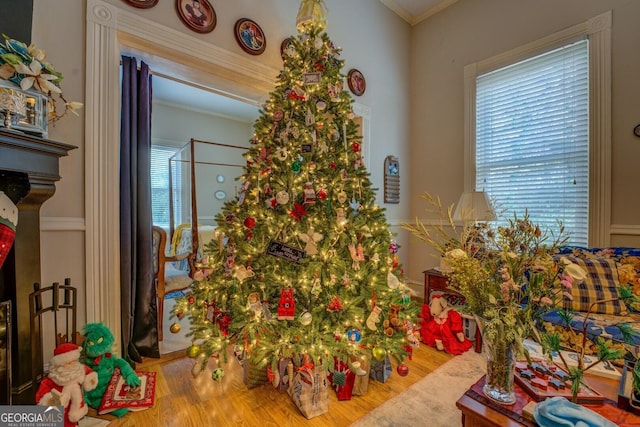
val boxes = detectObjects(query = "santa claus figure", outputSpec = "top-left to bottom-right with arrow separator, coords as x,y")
419,295 -> 472,355
36,342 -> 98,427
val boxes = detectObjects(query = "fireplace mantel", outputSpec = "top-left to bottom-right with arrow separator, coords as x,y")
0,129 -> 76,404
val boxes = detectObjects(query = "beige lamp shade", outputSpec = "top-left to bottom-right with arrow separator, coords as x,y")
452,191 -> 496,222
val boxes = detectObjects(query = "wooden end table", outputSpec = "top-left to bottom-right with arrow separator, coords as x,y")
456,374 -> 639,427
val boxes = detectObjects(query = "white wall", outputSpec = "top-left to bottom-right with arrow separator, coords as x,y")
152,102 -> 253,224
407,0 -> 640,290
32,0 -> 412,327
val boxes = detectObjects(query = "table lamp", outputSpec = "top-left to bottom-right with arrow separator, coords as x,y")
452,191 -> 496,223
449,191 -> 495,261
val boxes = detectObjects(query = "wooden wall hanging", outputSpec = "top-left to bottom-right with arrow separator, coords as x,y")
384,155 -> 400,204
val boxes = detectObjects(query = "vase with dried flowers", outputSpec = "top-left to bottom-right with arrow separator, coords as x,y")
0,34 -> 82,129
402,193 -> 586,404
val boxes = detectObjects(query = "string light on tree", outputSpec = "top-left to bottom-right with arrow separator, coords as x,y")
170,0 -> 418,408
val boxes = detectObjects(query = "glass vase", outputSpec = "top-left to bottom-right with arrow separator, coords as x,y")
482,335 -> 516,405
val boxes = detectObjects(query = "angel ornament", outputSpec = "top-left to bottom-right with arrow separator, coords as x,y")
318,140 -> 329,154
348,244 -> 361,270
234,265 -> 255,283
299,227 -> 323,255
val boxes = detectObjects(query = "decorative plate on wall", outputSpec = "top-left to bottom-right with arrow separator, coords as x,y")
280,37 -> 295,61
347,69 -> 366,96
176,0 -> 216,34
234,18 -> 266,55
123,0 -> 158,8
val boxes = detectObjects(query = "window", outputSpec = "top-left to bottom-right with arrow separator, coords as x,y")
476,41 -> 589,246
464,12 -> 611,247
151,145 -> 180,228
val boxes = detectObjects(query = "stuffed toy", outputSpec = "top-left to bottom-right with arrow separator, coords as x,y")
36,342 -> 98,427
419,295 -> 472,355
383,303 -> 407,336
81,322 -> 141,418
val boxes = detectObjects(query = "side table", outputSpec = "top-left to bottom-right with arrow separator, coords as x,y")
456,375 -> 640,427
423,268 -> 464,303
423,268 -> 482,353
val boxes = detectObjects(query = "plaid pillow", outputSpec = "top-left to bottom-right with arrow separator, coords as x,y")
563,256 -> 627,315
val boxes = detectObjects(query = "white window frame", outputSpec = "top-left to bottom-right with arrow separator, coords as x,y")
463,11 -> 611,247
151,144 -> 181,229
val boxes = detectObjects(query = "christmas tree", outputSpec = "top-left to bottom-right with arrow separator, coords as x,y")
171,0 -> 418,386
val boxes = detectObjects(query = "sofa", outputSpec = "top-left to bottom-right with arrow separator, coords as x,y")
541,246 -> 640,359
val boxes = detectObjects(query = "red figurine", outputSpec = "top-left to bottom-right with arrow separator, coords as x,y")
419,295 -> 472,355
277,287 -> 295,320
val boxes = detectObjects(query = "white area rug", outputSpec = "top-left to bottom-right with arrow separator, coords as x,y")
351,349 -> 485,427
78,417 -> 110,427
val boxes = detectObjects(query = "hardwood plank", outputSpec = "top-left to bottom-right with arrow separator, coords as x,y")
102,341 -> 455,426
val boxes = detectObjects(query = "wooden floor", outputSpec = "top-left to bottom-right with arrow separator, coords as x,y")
97,343 -> 453,427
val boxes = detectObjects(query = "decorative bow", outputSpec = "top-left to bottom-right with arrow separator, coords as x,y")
93,352 -> 112,365
289,202 -> 308,221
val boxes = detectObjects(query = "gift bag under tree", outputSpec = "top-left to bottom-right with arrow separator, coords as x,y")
268,357 -> 293,391
288,365 -> 329,419
328,358 -> 355,401
242,356 -> 269,389
370,354 -> 392,383
351,355 -> 371,396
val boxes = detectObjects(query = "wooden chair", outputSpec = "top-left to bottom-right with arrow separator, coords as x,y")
29,278 -> 80,394
152,226 -> 192,341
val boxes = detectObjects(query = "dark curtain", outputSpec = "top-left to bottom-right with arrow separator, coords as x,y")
120,56 -> 159,364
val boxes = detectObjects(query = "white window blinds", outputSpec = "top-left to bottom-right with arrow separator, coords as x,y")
476,39 -> 589,246
151,145 -> 180,228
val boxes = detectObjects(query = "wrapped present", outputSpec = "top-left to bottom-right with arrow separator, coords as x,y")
350,355 -> 370,396
328,358 -> 355,401
242,356 -> 268,389
370,354 -> 392,383
288,364 -> 328,419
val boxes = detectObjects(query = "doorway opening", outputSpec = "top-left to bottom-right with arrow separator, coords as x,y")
149,75 -> 260,354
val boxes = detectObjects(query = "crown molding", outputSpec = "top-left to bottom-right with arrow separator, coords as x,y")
379,0 -> 459,26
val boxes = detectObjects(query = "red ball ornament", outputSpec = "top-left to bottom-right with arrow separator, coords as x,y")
397,363 -> 409,377
351,142 -> 361,152
176,311 -> 184,319
188,296 -> 195,304
330,161 -> 337,169
244,217 -> 256,229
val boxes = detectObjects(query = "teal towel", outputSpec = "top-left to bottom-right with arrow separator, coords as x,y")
533,396 -> 617,427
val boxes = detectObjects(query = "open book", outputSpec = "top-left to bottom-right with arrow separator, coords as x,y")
98,368 -> 157,415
